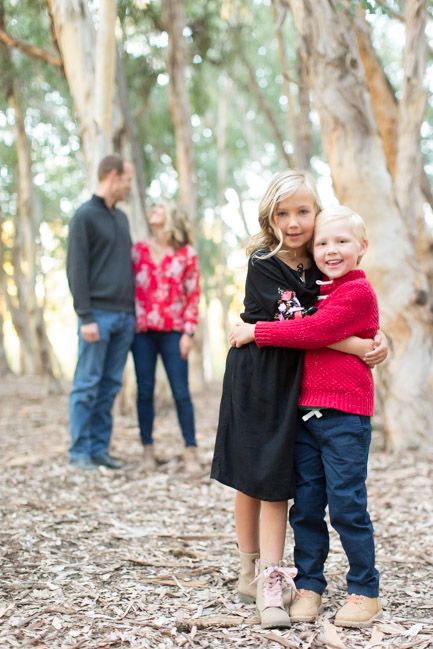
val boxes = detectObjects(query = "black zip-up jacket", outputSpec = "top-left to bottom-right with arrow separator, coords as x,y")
67,194 -> 135,324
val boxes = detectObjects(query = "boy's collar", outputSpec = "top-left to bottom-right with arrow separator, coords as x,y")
316,269 -> 366,290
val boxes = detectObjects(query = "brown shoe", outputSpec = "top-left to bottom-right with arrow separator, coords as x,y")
334,594 -> 381,628
237,551 -> 259,603
143,445 -> 157,472
254,560 -> 296,628
289,589 -> 323,622
183,446 -> 200,475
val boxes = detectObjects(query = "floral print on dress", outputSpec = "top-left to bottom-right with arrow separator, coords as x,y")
275,289 -> 318,321
132,241 -> 200,334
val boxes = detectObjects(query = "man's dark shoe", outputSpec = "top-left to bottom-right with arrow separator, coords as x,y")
69,457 -> 97,471
91,452 -> 125,469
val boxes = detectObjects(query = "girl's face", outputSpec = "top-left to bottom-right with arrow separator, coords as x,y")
273,187 -> 316,254
149,203 -> 166,228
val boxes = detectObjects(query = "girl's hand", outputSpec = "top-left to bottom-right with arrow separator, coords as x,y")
229,323 -> 256,347
179,333 -> 194,359
363,330 -> 388,367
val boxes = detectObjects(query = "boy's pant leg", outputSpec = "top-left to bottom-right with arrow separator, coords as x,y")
320,411 -> 379,598
289,412 -> 329,594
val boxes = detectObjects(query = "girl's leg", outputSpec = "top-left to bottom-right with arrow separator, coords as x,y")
235,491 -> 260,553
235,492 -> 261,603
256,500 -> 291,628
259,500 -> 288,561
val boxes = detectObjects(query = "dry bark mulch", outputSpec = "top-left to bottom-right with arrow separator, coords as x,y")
1,375 -> 433,649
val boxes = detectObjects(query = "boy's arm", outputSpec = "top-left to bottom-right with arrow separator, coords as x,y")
330,330 -> 388,365
254,281 -> 379,349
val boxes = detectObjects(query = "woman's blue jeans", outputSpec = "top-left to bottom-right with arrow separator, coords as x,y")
131,331 -> 196,447
289,408 -> 379,598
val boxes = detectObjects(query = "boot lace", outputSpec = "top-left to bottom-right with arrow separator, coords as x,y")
346,594 -> 364,605
295,588 -> 315,600
252,566 -> 297,608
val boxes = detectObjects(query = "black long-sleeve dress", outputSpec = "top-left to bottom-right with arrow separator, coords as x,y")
211,251 -> 322,502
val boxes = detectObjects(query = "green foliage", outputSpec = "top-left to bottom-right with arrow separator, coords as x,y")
1,0 -> 432,334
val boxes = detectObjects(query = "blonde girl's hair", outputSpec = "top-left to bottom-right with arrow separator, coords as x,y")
160,199 -> 193,249
246,169 -> 323,259
314,205 -> 367,245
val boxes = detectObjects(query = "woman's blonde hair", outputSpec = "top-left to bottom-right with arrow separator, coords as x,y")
314,205 -> 367,245
159,199 -> 193,249
246,169 -> 323,259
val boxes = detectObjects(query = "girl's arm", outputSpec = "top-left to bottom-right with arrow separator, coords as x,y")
230,326 -> 388,366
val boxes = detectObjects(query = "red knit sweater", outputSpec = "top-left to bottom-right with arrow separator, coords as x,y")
254,270 -> 379,416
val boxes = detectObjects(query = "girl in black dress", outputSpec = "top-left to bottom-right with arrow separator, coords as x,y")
211,170 -> 385,628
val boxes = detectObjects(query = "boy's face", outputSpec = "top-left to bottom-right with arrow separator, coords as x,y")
313,219 -> 367,279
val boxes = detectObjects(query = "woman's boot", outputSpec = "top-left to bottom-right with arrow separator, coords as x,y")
254,559 -> 296,629
237,551 -> 260,603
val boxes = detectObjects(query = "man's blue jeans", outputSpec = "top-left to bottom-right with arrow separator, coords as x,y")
289,408 -> 379,598
69,310 -> 135,460
131,331 -> 196,447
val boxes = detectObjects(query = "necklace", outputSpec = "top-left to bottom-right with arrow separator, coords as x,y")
296,263 -> 305,283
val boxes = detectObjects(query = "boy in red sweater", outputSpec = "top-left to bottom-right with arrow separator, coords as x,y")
230,205 -> 381,628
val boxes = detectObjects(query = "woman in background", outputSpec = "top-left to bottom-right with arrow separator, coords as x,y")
131,200 -> 200,475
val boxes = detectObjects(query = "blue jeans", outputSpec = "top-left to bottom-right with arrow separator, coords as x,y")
131,331 -> 196,447
69,310 -> 135,460
289,408 -> 379,598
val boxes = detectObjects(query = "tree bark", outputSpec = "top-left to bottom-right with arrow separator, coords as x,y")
394,0 -> 428,235
288,0 -> 433,449
0,1 -> 60,389
161,0 -> 197,223
47,0 -> 124,185
271,0 -> 299,165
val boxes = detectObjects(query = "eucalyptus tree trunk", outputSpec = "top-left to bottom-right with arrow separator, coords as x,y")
353,6 -> 433,287
0,2 -> 59,388
161,0 -> 197,223
0,312 -> 11,375
47,0 -> 119,185
394,0 -> 428,237
288,0 -> 433,449
8,88 -> 61,389
271,0 -> 301,166
46,0 -> 147,237
0,226 -> 12,376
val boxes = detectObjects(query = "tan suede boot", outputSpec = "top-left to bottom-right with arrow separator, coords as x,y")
183,446 -> 200,476
254,559 -> 296,629
334,594 -> 381,628
237,551 -> 260,603
289,589 -> 323,622
143,445 -> 157,471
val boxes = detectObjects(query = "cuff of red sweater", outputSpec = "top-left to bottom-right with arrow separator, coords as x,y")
254,321 -> 272,348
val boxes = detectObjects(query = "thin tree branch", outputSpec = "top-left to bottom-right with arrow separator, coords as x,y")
0,27 -> 62,66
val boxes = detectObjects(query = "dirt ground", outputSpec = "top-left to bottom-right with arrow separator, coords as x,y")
1,375 -> 433,649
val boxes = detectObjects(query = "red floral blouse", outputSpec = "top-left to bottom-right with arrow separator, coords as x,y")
132,241 -> 200,334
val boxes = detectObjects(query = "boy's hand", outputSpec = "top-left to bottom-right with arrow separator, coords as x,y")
363,330 -> 388,367
229,323 -> 256,347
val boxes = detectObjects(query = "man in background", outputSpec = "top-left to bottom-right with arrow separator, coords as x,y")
67,155 -> 135,470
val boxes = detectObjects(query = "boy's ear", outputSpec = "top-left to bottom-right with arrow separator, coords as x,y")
359,238 -> 368,256
357,238 -> 368,264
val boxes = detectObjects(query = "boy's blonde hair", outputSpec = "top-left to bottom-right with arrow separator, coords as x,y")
160,199 -> 193,250
246,169 -> 323,259
315,205 -> 367,245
